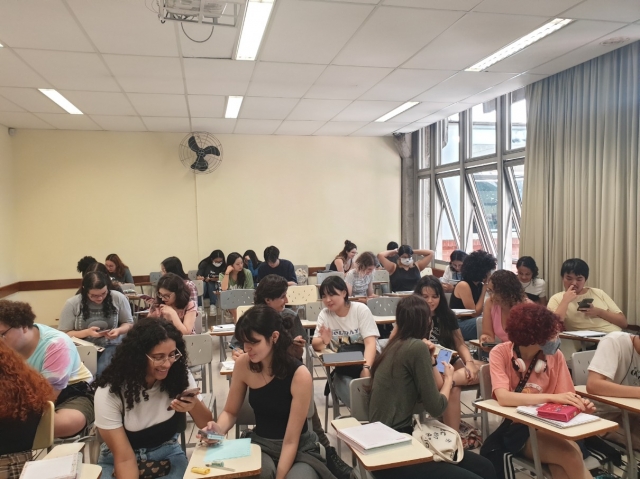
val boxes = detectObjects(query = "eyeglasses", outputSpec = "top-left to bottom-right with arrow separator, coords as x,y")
88,291 -> 108,301
158,292 -> 173,301
0,327 -> 12,339
146,350 -> 182,365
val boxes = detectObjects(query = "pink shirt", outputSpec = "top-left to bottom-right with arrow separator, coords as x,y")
489,341 -> 575,397
491,303 -> 509,343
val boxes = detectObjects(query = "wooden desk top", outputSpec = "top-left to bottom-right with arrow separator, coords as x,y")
301,320 -> 317,329
475,399 -> 619,440
383,292 -> 413,298
209,327 -> 235,337
220,364 -> 234,376
373,316 -> 395,325
575,385 -> 640,413
331,417 -> 432,471
559,333 -> 602,344
184,443 -> 261,478
469,339 -> 481,349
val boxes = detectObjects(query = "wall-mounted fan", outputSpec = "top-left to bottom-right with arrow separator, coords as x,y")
179,131 -> 223,174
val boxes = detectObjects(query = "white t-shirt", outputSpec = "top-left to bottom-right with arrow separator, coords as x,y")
522,278 -> 546,299
344,269 -> 373,296
95,372 -> 199,432
314,301 -> 380,352
441,267 -> 462,284
588,331 -> 640,386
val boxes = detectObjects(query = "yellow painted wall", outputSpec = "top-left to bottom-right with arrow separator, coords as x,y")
0,129 -> 16,287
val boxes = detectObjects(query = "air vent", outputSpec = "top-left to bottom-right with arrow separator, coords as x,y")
600,37 -> 630,46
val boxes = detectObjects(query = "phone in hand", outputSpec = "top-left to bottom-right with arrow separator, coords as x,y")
197,429 -> 224,446
436,349 -> 453,374
577,298 -> 594,310
167,387 -> 200,410
481,342 -> 498,348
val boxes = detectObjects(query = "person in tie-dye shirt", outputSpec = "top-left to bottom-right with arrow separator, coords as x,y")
0,300 -> 94,438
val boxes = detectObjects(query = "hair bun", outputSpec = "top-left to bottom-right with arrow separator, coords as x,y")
344,240 -> 351,245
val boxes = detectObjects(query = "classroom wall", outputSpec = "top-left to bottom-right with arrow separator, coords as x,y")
9,130 -> 401,323
0,129 -> 17,287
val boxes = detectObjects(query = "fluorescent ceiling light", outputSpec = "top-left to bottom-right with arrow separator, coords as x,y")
236,0 -> 274,61
466,18 -> 573,72
38,89 -> 83,114
375,102 -> 419,122
0,43 -> 3,48
225,96 -> 243,118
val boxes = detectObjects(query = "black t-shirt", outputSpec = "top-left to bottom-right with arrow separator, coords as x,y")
197,261 -> 225,279
257,259 -> 297,283
0,413 -> 40,455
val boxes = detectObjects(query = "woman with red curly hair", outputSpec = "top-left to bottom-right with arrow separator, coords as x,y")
0,341 -> 54,479
481,303 -> 595,479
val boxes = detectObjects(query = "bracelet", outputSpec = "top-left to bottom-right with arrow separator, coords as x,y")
363,365 -> 371,370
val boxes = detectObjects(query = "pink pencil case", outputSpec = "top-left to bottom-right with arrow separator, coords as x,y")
536,403 -> 580,422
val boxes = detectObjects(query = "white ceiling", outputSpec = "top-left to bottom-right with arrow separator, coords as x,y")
0,0 -> 638,136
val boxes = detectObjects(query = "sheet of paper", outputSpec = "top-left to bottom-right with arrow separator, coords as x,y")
20,453 -> 78,479
204,438 -> 252,461
221,361 -> 235,370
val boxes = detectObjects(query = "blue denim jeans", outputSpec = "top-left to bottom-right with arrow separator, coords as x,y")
203,281 -> 218,305
98,433 -> 187,479
458,317 -> 478,341
97,345 -> 117,377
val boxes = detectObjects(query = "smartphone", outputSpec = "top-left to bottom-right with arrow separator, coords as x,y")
177,387 -> 200,401
481,342 -> 498,348
197,429 -> 224,441
436,349 -> 453,374
577,298 -> 594,310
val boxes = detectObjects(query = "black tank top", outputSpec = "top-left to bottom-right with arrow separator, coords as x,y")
390,265 -> 421,292
248,362 -> 308,440
449,281 -> 483,311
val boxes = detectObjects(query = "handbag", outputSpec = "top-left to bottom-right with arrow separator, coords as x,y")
412,415 -> 464,463
137,460 -> 171,479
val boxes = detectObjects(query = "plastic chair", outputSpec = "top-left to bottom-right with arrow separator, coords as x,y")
560,337 -> 580,370
571,350 -> 596,385
219,289 -> 254,312
185,334 -> 213,395
420,267 -> 433,277
193,311 -> 203,334
305,301 -> 323,323
317,271 -> 344,284
366,297 -> 399,316
149,272 -> 162,285
194,279 -> 204,308
372,270 -> 390,295
349,377 -> 371,422
75,345 -> 97,377
287,285 -> 318,306
188,270 -> 198,281
33,401 -> 55,450
237,305 -> 253,319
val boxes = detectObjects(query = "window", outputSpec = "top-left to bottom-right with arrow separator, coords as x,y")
418,178 -> 430,249
441,114 -> 460,165
509,89 -> 526,150
469,169 -> 498,249
434,175 -> 460,260
471,102 -> 496,158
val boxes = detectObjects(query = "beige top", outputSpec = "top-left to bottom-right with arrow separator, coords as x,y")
548,287 -> 622,333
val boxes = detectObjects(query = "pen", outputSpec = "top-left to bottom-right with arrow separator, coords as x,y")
206,461 -> 235,472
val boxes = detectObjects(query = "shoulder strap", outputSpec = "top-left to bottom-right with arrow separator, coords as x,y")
514,349 -> 541,393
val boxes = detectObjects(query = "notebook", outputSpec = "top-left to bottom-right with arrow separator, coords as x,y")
337,422 -> 412,454
213,324 -> 235,332
204,438 -> 251,461
221,361 -> 235,370
452,309 -> 476,315
322,351 -> 364,365
20,453 -> 80,479
562,331 -> 606,338
516,405 -> 600,428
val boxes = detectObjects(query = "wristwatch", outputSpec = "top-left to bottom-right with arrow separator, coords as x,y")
363,365 -> 371,370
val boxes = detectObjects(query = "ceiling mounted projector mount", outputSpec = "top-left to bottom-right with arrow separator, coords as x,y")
158,0 -> 245,27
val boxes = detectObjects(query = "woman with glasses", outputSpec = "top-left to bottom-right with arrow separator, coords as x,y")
59,271 -> 133,376
95,319 -> 212,479
147,273 -> 197,335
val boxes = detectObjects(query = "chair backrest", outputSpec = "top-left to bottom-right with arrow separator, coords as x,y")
479,364 -> 492,400
571,350 -> 596,385
317,271 -> 344,284
349,377 -> 371,421
120,282 -> 136,292
75,345 -> 97,377
420,267 -> 433,277
372,269 -> 390,283
445,292 -> 452,304
305,301 -> 323,322
366,297 -> 400,316
193,311 -> 203,334
220,289 -> 254,310
194,279 -> 204,297
149,272 -> 162,285
237,305 -> 253,319
475,316 -> 483,338
188,270 -> 198,281
32,401 -> 55,450
287,285 -> 318,306
185,334 -> 214,367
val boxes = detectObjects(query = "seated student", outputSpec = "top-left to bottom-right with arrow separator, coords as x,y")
312,276 -> 379,408
203,305 -> 332,479
480,270 -> 530,347
60,271 -> 133,376
257,245 -> 298,286
78,262 -> 123,294
0,341 -> 55,479
161,256 -> 199,307
105,253 -> 134,284
196,249 -> 226,312
481,303 -> 595,479
344,251 -> 377,298
76,255 -> 97,276
377,244 -> 434,292
547,258 -> 626,333
516,256 -> 547,304
329,240 -> 358,274
243,249 -> 263,284
220,252 -> 255,322
147,273 -> 197,335
95,319 -> 212,479
586,331 -> 640,451
0,300 -> 94,439
450,250 -> 497,341
385,241 -> 399,264
369,295 -> 497,479
441,250 -> 468,293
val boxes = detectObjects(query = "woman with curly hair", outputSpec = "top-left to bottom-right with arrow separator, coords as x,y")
95,319 -> 212,479
105,254 -> 134,284
0,341 -> 54,479
449,250 -> 497,340
59,271 -> 133,376
516,256 -> 547,304
147,273 -> 197,335
481,303 -> 595,479
480,270 -> 529,348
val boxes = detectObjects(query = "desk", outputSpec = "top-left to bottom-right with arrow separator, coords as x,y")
383,292 -> 413,298
475,399 -> 618,479
44,443 -> 102,479
210,327 -> 235,362
184,443 -> 261,479
320,350 -> 366,426
373,316 -> 395,325
559,333 -> 602,344
575,384 -> 639,479
331,417 -> 432,473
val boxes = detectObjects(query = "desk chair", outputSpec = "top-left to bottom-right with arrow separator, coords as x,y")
571,350 -> 596,385
372,270 -> 390,296
120,282 -> 136,292
219,289 -> 254,325
420,267 -> 433,277
185,333 -> 213,394
475,316 -> 489,362
560,337 -> 581,370
287,285 -> 318,320
366,297 -> 399,316
149,272 -> 162,285
33,401 -> 55,450
305,301 -> 323,322
317,271 -> 344,284
75,345 -> 97,377
188,270 -> 198,281
237,304 -> 253,319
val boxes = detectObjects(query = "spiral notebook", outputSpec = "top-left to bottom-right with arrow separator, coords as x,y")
20,453 -> 80,479
516,405 -> 600,428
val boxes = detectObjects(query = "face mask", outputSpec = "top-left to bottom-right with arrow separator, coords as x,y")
541,337 -> 561,356
400,258 -> 414,266
213,262 -> 223,267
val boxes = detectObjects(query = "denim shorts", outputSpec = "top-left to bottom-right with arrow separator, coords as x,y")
98,433 -> 187,479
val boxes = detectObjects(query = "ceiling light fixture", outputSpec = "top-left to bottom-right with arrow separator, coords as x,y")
236,0 -> 274,61
0,43 -> 3,48
466,18 -> 573,72
225,96 -> 243,118
375,102 -> 419,122
38,89 -> 83,114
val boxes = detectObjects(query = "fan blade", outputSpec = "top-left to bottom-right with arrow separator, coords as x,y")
188,136 -> 200,153
190,154 -> 209,172
202,145 -> 220,157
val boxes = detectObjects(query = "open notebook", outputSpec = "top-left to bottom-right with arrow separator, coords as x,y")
337,422 -> 412,454
516,405 -> 600,428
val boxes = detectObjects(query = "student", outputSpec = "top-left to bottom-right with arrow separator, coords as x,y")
76,255 -> 97,276
586,331 -> 640,451
257,245 -> 297,285
95,319 -> 212,479
344,251 -> 377,298
385,241 -> 399,264
312,276 -> 379,408
196,250 -> 226,310
482,303 -> 595,479
79,262 -> 123,294
60,271 -> 133,376
377,244 -> 434,292
105,253 -> 134,284
480,270 -> 530,347
0,341 -> 54,479
0,300 -> 94,439
161,256 -> 199,307
547,258 -> 626,333
516,256 -> 547,304
369,295 -> 497,479
243,249 -> 262,283
202,305 -> 332,479
450,250 -> 497,341
441,250 -> 468,293
414,276 -> 480,434
220,252 -> 255,322
147,273 -> 197,335
329,240 -> 357,273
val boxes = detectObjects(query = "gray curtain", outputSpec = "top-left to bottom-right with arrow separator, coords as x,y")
521,41 -> 640,323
